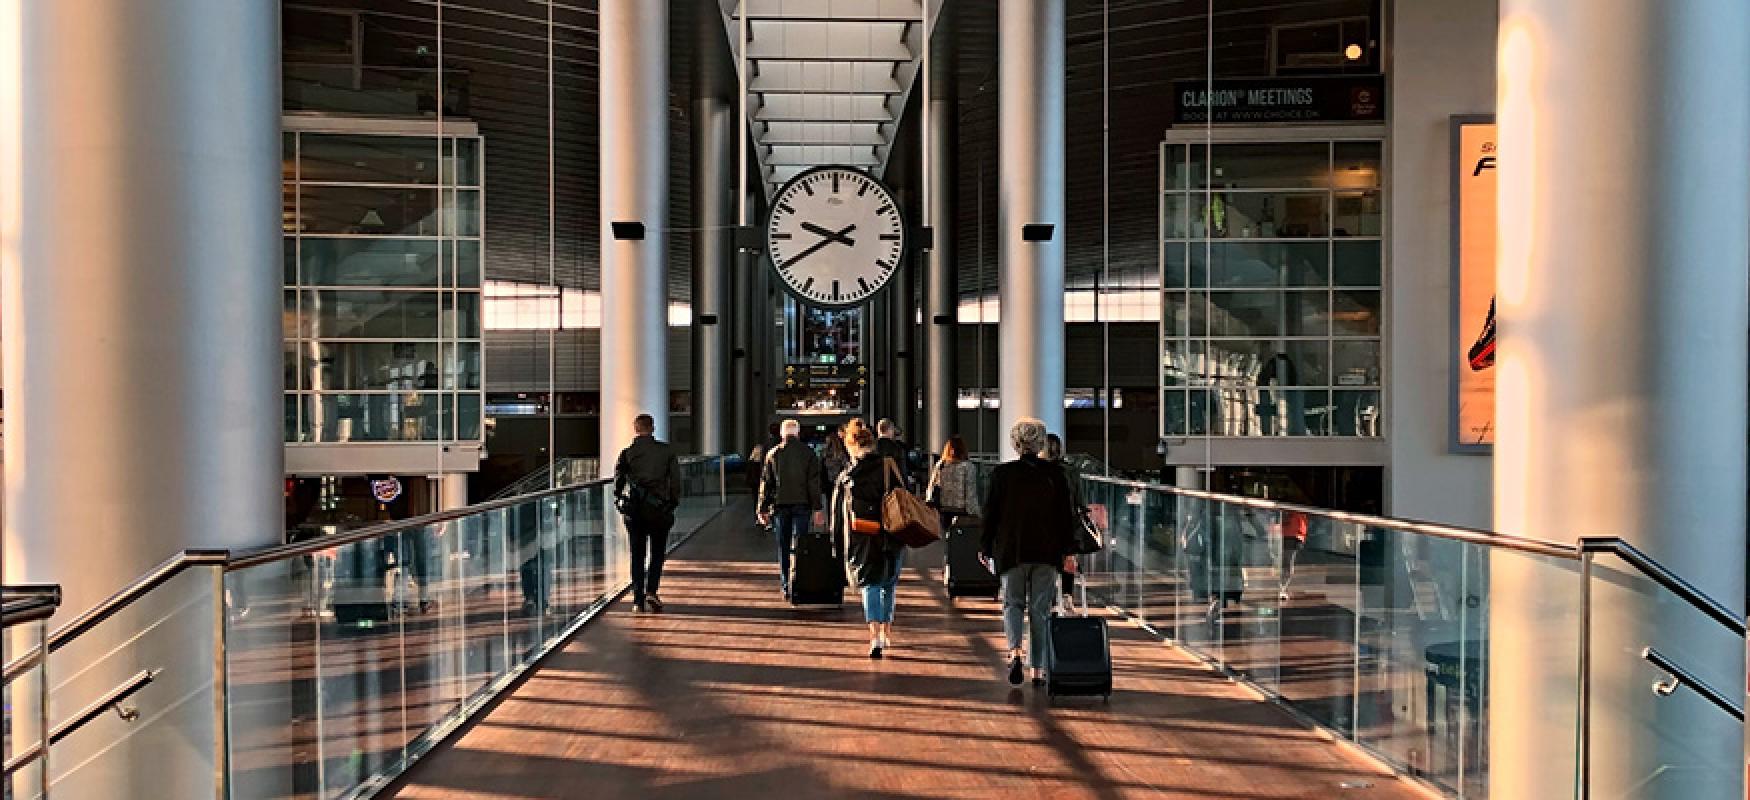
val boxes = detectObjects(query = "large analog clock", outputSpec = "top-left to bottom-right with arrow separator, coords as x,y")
765,165 -> 905,308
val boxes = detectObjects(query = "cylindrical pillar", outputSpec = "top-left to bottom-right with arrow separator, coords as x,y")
1493,2 -> 1748,797
924,9 -> 960,456
690,0 -> 733,456
435,474 -> 470,512
997,0 -> 1066,458
1,2 -> 282,794
691,98 -> 732,455
731,243 -> 754,456
0,0 -> 283,613
598,0 -> 669,473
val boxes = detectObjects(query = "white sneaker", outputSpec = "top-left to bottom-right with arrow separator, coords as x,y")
1278,589 -> 1290,602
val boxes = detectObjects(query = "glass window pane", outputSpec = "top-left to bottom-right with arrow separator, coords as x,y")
1334,240 -> 1382,286
299,134 -> 444,184
443,189 -> 481,237
1334,141 -> 1383,189
1198,242 -> 1329,288
1333,190 -> 1383,237
445,292 -> 482,339
283,290 -> 302,338
283,238 -> 298,284
1205,142 -> 1331,189
453,239 -> 482,288
1333,289 -> 1382,335
303,290 -> 442,338
445,342 -> 482,390
452,393 -> 483,440
1201,340 -> 1329,387
445,137 -> 480,186
1163,390 -> 1189,436
1164,242 -> 1188,287
1191,192 -> 1327,239
1165,193 -> 1194,239
301,392 -> 450,442
298,185 -> 442,236
302,341 -> 444,391
1333,341 -> 1381,387
1333,390 -> 1384,436
301,238 -> 442,286
1199,290 -> 1329,337
1164,291 -> 1190,337
1162,341 -> 1205,387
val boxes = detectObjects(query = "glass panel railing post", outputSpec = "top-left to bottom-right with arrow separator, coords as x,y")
1575,550 -> 1593,798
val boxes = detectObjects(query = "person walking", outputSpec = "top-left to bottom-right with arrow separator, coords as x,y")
925,435 -> 978,532
1044,433 -> 1088,615
821,429 -> 851,496
759,419 -> 824,600
875,418 -> 912,490
833,419 -> 905,658
613,413 -> 681,613
981,418 -> 1077,686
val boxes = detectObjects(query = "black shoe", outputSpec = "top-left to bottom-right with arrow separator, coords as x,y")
869,642 -> 884,659
647,595 -> 664,613
1007,656 -> 1024,686
1032,674 -> 1046,687
633,599 -> 647,613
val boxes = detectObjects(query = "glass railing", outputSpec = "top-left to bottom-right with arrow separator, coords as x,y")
971,462 -> 1744,798
3,455 -> 729,800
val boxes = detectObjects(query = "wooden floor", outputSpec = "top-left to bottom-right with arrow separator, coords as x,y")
385,503 -> 1425,800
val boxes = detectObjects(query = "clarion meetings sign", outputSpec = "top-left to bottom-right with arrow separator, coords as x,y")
1171,76 -> 1386,125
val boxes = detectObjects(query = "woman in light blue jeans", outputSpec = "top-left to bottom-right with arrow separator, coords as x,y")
834,420 -> 906,658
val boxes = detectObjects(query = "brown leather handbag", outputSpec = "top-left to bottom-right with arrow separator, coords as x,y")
881,458 -> 942,548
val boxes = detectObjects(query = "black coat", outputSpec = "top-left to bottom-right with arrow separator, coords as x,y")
832,454 -> 902,588
980,455 -> 1077,576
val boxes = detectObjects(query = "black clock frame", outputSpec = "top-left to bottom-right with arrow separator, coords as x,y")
764,164 -> 909,311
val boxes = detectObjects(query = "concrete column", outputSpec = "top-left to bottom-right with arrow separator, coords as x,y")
691,99 -> 732,455
997,0 -> 1066,458
0,2 -> 282,794
690,0 -> 733,456
924,9 -> 960,455
731,243 -> 753,456
435,474 -> 470,511
1493,2 -> 1748,797
0,0 -> 282,611
598,0 -> 669,472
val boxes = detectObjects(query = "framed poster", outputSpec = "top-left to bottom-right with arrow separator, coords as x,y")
1450,116 -> 1496,452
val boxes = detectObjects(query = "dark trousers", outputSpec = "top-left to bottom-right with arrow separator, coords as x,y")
628,515 -> 672,601
771,504 -> 811,592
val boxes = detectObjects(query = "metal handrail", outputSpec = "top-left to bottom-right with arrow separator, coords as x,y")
2,584 -> 62,629
1579,537 -> 1746,637
235,454 -> 723,569
229,477 -> 614,569
1081,473 -> 1581,560
1643,647 -> 1744,722
3,668 -> 160,776
3,551 -> 227,683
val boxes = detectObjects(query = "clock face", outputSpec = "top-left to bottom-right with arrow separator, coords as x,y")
766,166 -> 905,308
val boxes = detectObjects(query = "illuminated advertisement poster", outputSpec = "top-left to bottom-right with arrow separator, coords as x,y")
1452,117 -> 1496,451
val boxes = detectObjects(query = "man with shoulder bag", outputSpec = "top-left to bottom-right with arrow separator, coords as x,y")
614,413 -> 681,613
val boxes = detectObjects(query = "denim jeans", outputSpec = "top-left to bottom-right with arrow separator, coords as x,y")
771,504 -> 811,592
1002,563 -> 1059,667
860,549 -> 905,623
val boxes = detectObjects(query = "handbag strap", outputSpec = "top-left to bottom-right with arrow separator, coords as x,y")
882,457 -> 903,493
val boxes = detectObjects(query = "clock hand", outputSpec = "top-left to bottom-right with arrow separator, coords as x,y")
801,221 -> 857,247
779,236 -> 835,270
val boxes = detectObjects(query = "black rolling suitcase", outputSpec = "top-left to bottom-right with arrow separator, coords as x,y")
944,525 -> 998,598
790,531 -> 844,606
1046,615 -> 1112,699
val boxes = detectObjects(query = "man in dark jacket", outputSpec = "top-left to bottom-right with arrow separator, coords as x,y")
614,413 -> 682,613
875,418 -> 912,489
981,417 -> 1077,686
759,419 -> 823,599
